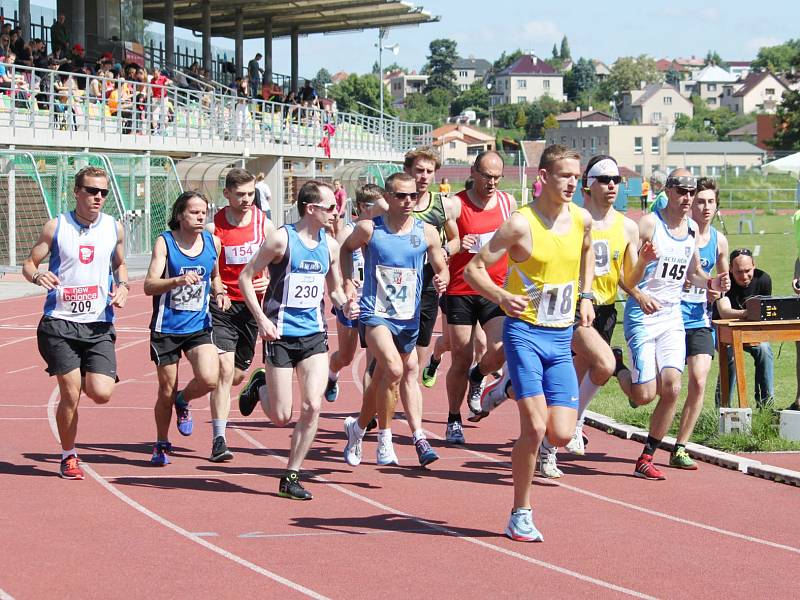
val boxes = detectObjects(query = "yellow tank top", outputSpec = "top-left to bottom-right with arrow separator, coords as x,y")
504,202 -> 584,327
591,212 -> 627,306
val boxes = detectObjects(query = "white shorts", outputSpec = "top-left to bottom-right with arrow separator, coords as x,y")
625,308 -> 686,384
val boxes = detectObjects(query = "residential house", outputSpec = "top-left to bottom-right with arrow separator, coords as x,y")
727,61 -> 752,80
619,83 -> 693,127
721,71 -> 789,115
432,123 -> 496,164
687,64 -> 738,106
666,141 -> 765,176
726,122 -> 757,144
389,71 -> 428,108
556,109 -> 618,128
591,59 -> 611,82
490,53 -> 566,105
331,71 -> 349,85
454,56 -> 492,91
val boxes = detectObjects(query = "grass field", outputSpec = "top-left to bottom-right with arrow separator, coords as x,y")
589,214 -> 800,452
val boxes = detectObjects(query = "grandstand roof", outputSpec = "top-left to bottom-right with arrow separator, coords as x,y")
143,0 -> 439,39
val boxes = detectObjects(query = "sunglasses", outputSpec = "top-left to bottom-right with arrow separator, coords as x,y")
392,192 -> 419,200
310,203 -> 337,213
595,175 -> 622,185
730,248 -> 753,260
672,186 -> 696,197
81,185 -> 111,197
475,170 -> 503,182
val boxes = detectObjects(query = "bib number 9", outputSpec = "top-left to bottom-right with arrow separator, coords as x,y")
593,240 -> 610,276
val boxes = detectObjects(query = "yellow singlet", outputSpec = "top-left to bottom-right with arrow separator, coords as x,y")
591,212 -> 627,306
504,202 -> 584,328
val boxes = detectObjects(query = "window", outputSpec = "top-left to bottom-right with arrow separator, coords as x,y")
706,97 -> 717,105
459,70 -> 468,77
561,136 -> 567,143
707,83 -> 717,92
582,138 -> 586,149
689,166 -> 701,176
590,136 -> 597,152
651,137 -> 660,154
634,137 -> 643,154
449,142 -> 457,149
634,165 -> 643,175
663,96 -> 673,105
517,96 -> 527,103
517,80 -> 527,89
467,147 -> 481,156
766,88 -> 776,95
708,165 -> 721,176
543,80 -> 551,90
572,139 -> 576,148
652,112 -> 662,122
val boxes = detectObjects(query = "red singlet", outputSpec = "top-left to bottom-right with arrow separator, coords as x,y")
214,207 -> 266,302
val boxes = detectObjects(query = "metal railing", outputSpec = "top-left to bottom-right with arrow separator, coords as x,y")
0,63 -> 432,156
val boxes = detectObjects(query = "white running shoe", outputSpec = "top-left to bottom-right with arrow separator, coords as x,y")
343,416 -> 363,467
471,370 -> 511,422
376,435 -> 399,465
538,451 -> 563,479
445,421 -> 466,445
565,423 -> 585,456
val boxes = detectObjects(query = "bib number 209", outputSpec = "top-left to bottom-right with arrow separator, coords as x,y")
70,300 -> 92,314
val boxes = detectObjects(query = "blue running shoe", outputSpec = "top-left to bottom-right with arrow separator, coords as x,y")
175,390 -> 193,436
150,441 -> 172,466
505,508 -> 544,542
414,437 -> 439,467
324,377 -> 338,403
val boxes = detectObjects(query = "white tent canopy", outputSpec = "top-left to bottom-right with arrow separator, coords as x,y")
762,152 -> 800,178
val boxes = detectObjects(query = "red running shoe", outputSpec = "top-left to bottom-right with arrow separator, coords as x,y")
60,455 -> 84,480
634,453 -> 665,480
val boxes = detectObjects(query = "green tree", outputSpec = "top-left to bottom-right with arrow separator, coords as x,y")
565,57 -> 597,100
312,68 -> 332,94
752,39 -> 800,73
423,38 -> 459,95
493,49 -> 523,72
666,67 -> 681,86
329,73 -> 394,116
552,43 -> 559,59
450,81 -> 490,116
514,106 -> 528,129
543,114 -> 559,130
560,36 -> 571,60
705,50 -> 725,67
673,97 -> 755,142
768,89 -> 800,150
398,89 -> 452,127
603,55 -> 661,98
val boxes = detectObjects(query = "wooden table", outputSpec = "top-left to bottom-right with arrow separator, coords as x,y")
714,319 -> 800,408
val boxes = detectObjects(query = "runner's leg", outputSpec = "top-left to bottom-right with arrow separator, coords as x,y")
287,352 -> 328,472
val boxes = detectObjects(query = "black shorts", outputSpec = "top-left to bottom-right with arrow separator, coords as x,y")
149,329 -> 213,366
573,303 -> 618,345
264,332 -> 328,368
37,316 -> 117,379
416,286 -> 440,348
445,294 -> 504,327
686,327 -> 715,358
211,301 -> 258,371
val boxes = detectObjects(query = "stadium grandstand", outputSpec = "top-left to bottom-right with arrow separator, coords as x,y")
0,0 -> 438,267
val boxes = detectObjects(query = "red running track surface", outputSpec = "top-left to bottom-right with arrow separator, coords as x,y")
1,285 -> 798,599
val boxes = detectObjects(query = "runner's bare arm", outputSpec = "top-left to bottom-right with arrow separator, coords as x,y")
686,249 -> 730,292
110,221 -> 129,308
340,220 -> 373,296
706,231 -> 730,304
326,236 -> 358,318
205,222 -> 215,235
464,212 -> 529,317
623,214 -> 658,292
212,235 -> 229,310
23,218 -> 59,289
577,209 -> 595,327
240,228 -> 288,341
619,216 -> 646,300
424,223 -> 449,293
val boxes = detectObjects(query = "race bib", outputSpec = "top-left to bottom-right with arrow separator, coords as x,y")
170,281 -> 206,311
58,285 -> 100,315
353,254 -> 365,299
224,242 -> 259,265
593,240 -> 611,276
468,231 -> 497,254
537,282 -> 576,325
683,283 -> 707,304
656,256 -> 688,282
286,273 -> 325,309
375,265 -> 417,320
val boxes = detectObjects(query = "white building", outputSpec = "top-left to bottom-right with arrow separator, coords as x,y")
490,53 -> 566,105
454,57 -> 492,92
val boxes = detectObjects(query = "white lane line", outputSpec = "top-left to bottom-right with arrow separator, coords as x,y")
0,587 -> 16,600
103,473 -> 257,480
233,427 -> 657,600
45,387 -> 329,600
239,528 -> 432,539
115,310 -> 154,321
0,417 -> 49,420
0,337 -> 34,349
6,366 -> 37,374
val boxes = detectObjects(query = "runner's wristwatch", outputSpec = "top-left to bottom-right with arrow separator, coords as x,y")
578,292 -> 595,302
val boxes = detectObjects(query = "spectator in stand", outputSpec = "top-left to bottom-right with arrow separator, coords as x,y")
51,14 -> 70,53
0,33 -> 11,58
714,248 -> 775,408
33,39 -> 49,69
333,179 -> 347,216
255,172 -> 272,219
133,65 -> 151,133
248,53 -> 263,98
300,80 -> 317,105
150,66 -> 173,131
9,29 -> 21,55
48,45 -> 68,67
16,39 -> 33,68
71,44 -> 86,71
108,73 -> 134,134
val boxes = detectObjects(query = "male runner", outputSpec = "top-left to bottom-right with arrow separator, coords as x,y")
540,155 -> 640,477
237,181 -> 355,499
325,183 -> 383,402
205,168 -> 272,462
341,172 -> 449,468
623,169 -> 729,480
144,191 -> 228,464
445,151 -> 515,438
23,166 -> 129,480
672,177 -> 729,470
464,144 -> 594,542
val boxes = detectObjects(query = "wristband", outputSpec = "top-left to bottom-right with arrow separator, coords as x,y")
215,292 -> 226,298
707,277 -> 714,290
117,280 -> 130,290
32,272 -> 42,285
578,292 -> 595,302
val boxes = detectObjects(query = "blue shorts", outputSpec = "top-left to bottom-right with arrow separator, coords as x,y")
333,306 -> 357,329
359,315 -> 418,355
503,318 -> 578,409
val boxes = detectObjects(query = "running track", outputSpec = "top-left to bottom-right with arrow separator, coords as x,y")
1,285 -> 798,599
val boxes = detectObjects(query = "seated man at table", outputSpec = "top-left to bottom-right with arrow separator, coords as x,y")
714,248 -> 774,408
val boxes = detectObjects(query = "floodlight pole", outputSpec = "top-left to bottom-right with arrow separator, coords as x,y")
377,28 -> 399,137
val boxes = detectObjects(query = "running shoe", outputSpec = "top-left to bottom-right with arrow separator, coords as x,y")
465,374 -> 484,420
209,436 -> 234,463
538,451 -> 563,479
634,453 -> 666,480
238,368 -> 265,417
343,416 -> 363,467
414,438 -> 439,467
324,377 -> 339,403
565,423 -> 585,456
278,472 -> 313,500
445,421 -> 466,445
421,361 -> 438,388
669,447 -> 698,470
612,346 -> 628,376
150,442 -> 172,466
174,390 -> 193,436
471,371 -> 511,422
505,508 -> 544,543
60,455 -> 84,480
376,436 -> 399,466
